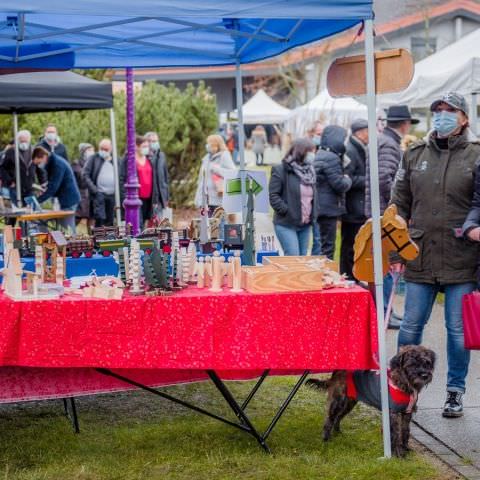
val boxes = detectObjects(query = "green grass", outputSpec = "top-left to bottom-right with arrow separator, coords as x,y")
0,378 -> 447,480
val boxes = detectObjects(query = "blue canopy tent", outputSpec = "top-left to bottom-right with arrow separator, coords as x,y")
0,1 -> 391,457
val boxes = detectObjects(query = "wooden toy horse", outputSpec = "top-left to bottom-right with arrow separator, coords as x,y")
353,204 -> 419,282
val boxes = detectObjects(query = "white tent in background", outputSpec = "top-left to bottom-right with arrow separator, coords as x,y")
379,28 -> 480,125
242,89 -> 291,124
285,89 -> 368,137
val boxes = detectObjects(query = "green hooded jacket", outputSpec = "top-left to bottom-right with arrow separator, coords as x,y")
391,132 -> 480,284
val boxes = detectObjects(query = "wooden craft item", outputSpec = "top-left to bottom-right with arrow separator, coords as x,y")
204,256 -> 212,288
242,264 -> 325,294
327,48 -> 414,97
263,255 -> 339,273
231,251 -> 242,292
209,251 -> 224,292
353,204 -> 419,283
226,257 -> 233,288
195,257 -> 205,288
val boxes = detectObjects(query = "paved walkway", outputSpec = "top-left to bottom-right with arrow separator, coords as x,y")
389,296 -> 480,478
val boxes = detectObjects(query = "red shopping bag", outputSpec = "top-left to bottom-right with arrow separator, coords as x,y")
462,291 -> 480,349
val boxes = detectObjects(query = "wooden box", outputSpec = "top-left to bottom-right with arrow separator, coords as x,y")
262,255 -> 339,273
242,264 -> 325,294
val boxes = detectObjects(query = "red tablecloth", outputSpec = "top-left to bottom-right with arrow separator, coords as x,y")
0,287 -> 378,402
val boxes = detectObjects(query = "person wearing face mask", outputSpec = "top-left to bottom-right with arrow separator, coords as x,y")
0,130 -> 47,205
269,138 -> 317,256
391,92 -> 480,419
144,131 -> 169,219
312,125 -> 352,259
194,134 -> 236,211
120,135 -> 158,226
39,124 -> 69,161
33,146 -> 80,233
83,139 -> 116,227
72,143 -> 94,230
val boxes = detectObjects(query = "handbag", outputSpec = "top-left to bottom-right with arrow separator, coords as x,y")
462,291 -> 480,349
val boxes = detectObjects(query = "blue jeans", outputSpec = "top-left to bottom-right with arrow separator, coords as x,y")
274,223 -> 311,256
383,272 -> 393,315
398,281 -> 477,393
311,222 -> 321,255
59,205 -> 78,234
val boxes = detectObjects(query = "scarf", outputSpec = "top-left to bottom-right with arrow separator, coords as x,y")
286,155 -> 316,186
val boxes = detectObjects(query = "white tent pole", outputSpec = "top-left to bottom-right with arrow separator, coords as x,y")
470,93 -> 478,136
12,112 -> 22,207
109,108 -> 122,226
235,60 -> 247,222
365,18 -> 392,459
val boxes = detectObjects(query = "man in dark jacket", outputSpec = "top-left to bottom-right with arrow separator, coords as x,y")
312,125 -> 352,259
83,139 -> 116,227
340,119 -> 368,279
0,130 -> 47,205
366,105 -> 419,329
33,146 -> 80,233
38,124 -> 69,161
145,131 -> 169,217
365,105 -> 419,217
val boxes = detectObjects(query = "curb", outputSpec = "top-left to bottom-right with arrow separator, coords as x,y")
412,421 -> 480,479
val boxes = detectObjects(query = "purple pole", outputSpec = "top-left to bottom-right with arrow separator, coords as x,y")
123,67 -> 142,235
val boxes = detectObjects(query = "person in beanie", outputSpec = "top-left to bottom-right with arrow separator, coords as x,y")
366,105 -> 419,329
269,138 -> 317,256
340,118 -> 369,278
392,92 -> 480,418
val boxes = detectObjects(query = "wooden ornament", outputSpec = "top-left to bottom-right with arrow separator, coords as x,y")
209,251 -> 224,292
204,256 -> 212,288
194,257 -> 205,288
231,251 -> 242,292
327,48 -> 414,97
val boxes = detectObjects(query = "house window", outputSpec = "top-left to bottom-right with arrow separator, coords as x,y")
411,37 -> 437,61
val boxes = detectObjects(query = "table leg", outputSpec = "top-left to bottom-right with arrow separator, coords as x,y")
62,397 -> 80,433
241,369 -> 270,410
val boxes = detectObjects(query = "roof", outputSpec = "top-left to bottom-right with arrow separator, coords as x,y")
0,1 -> 373,69
120,0 -> 480,80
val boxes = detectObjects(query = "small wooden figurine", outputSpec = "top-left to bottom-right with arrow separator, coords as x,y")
129,239 -> 144,295
226,257 -> 234,288
231,250 -> 242,292
187,242 -> 197,283
209,251 -> 224,292
204,256 -> 212,288
194,257 -> 205,288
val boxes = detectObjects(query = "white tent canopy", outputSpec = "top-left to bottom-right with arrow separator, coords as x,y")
242,89 -> 291,124
379,28 -> 480,110
285,89 -> 368,137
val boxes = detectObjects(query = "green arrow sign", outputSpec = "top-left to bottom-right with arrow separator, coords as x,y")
226,175 -> 263,196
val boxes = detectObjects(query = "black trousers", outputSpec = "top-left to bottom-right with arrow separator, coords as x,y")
95,193 -> 115,227
316,216 -> 338,260
340,221 -> 362,279
140,196 -> 153,226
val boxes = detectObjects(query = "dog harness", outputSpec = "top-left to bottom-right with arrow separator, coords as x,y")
346,370 -> 416,413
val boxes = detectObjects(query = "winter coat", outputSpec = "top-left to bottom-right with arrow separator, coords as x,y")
391,132 -> 480,285
194,150 -> 236,207
269,161 -> 318,228
72,156 -> 90,218
38,138 -> 69,162
149,150 -> 169,209
365,127 -> 402,217
343,135 -> 367,224
314,125 -> 352,218
37,153 -> 81,209
0,147 -> 47,198
119,149 -> 171,217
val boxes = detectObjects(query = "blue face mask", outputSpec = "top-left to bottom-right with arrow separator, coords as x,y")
312,135 -> 321,146
433,111 -> 459,137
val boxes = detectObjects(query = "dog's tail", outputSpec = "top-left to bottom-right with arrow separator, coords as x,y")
305,378 -> 329,390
